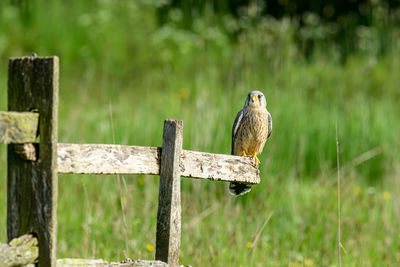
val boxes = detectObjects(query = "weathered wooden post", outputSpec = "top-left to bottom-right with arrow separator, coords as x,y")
155,119 -> 183,266
7,56 -> 59,267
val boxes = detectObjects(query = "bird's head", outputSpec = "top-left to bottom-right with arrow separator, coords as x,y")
244,90 -> 267,109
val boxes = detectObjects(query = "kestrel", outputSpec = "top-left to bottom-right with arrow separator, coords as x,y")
229,90 -> 272,196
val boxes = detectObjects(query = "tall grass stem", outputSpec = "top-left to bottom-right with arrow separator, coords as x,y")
109,102 -> 129,257
336,122 -> 342,267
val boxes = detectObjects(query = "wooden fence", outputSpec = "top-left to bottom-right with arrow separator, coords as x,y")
0,56 -> 260,266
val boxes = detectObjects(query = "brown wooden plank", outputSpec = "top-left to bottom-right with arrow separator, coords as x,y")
7,56 -> 59,267
0,111 -> 39,143
57,144 -> 259,184
155,119 -> 183,266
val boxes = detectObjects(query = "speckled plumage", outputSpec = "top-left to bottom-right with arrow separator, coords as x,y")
229,91 -> 272,196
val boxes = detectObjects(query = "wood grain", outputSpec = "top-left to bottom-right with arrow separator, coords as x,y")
57,144 -> 260,184
0,111 -> 39,143
57,143 -> 160,175
156,119 -> 183,266
0,234 -> 38,267
7,56 -> 59,267
181,150 -> 260,184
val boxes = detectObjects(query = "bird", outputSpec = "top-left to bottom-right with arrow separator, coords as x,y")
229,90 -> 272,196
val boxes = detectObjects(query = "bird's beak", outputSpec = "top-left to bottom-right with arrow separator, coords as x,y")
251,95 -> 257,103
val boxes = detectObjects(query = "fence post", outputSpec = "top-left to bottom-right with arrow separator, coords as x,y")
7,56 -> 59,267
155,119 -> 183,266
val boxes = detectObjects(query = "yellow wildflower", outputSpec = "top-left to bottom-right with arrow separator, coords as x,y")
304,258 -> 314,266
352,186 -> 360,196
179,87 -> 189,100
246,242 -> 253,249
383,191 -> 391,200
146,244 -> 154,252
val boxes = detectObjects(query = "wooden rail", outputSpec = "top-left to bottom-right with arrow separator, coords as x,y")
0,56 -> 261,266
57,143 -> 260,183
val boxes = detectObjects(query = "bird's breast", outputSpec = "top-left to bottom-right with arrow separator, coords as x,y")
242,108 -> 269,140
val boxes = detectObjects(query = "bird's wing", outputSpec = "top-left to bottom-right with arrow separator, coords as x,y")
231,109 -> 244,154
267,112 -> 272,138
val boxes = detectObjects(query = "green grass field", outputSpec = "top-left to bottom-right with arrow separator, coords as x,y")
0,1 -> 399,266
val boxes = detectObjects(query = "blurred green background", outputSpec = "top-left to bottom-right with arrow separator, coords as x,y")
0,0 -> 399,266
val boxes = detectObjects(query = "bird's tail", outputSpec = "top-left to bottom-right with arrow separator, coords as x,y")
229,182 -> 252,196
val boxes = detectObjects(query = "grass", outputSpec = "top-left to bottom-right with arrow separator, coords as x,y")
0,1 -> 399,266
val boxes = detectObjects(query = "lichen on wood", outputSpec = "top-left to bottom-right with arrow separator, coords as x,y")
0,111 -> 39,144
0,234 -> 39,267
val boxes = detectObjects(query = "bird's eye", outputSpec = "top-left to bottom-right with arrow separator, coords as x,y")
258,95 -> 262,99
